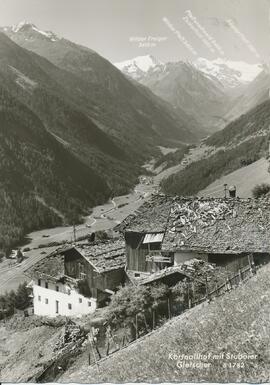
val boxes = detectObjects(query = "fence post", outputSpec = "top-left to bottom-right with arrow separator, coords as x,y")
187,285 -> 191,308
238,269 -> 242,283
167,297 -> 171,320
205,277 -> 209,300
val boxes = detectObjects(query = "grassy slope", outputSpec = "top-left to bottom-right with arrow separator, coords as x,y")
0,318 -> 64,382
162,136 -> 268,196
199,158 -> 270,198
162,100 -> 270,196
60,263 -> 270,383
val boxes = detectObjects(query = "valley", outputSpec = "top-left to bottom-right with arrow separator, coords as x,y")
0,4 -> 270,384
0,164 -> 158,294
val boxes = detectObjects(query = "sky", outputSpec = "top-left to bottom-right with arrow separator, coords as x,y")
0,0 -> 269,64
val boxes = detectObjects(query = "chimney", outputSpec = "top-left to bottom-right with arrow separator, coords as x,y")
228,185 -> 236,198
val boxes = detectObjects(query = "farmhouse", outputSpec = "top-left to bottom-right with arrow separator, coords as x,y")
119,195 -> 270,277
27,239 -> 126,317
120,195 -> 173,281
27,194 -> 270,317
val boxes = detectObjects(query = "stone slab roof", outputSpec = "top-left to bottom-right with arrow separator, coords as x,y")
75,239 -> 126,273
163,196 -> 270,254
116,195 -> 172,233
119,194 -> 270,254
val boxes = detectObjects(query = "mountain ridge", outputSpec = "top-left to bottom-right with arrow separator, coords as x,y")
3,23 -> 199,144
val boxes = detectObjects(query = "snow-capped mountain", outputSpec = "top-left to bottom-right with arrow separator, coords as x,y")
115,55 -> 231,132
115,55 -> 263,89
2,21 -> 60,42
194,57 -> 263,88
114,55 -> 163,81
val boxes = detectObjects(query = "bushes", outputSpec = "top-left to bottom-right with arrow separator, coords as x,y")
0,282 -> 31,320
252,183 -> 270,198
95,231 -> 109,241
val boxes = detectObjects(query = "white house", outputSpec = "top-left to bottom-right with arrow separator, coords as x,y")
26,239 -> 126,318
31,277 -> 97,317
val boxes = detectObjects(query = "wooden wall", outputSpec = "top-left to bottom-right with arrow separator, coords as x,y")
125,231 -> 168,273
208,253 -> 250,272
63,248 -> 126,304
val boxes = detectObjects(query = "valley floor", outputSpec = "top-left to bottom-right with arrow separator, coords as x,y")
0,180 -> 156,294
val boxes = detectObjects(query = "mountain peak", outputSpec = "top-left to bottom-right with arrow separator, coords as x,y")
194,57 -> 263,88
5,21 -> 60,42
114,55 -> 163,80
11,20 -> 36,33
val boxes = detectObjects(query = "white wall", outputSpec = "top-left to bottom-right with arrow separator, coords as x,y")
33,279 -> 97,317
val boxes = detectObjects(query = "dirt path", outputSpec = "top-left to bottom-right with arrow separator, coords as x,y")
0,180 -> 155,294
0,144 -> 227,294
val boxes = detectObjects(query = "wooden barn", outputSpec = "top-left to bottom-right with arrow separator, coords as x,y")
122,196 -> 173,278
62,239 -> 126,306
162,196 -> 270,272
119,195 -> 270,276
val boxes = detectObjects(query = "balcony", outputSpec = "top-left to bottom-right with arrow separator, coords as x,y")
145,252 -> 172,263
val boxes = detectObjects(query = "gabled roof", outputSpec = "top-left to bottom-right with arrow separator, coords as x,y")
120,194 -> 270,254
129,266 -> 191,286
162,196 -> 270,254
116,195 -> 172,233
26,239 -> 126,280
26,250 -> 65,280
74,239 -> 126,273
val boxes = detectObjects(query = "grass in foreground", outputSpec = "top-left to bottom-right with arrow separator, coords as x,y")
59,263 -> 270,383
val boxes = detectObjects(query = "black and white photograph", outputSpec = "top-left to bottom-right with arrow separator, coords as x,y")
0,0 -> 269,383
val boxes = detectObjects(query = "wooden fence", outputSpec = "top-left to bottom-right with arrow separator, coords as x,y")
33,262 -> 260,376
192,263 -> 257,306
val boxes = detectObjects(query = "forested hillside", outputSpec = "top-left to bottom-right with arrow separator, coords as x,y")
0,86 -> 109,251
162,100 -> 270,196
0,32 -> 142,195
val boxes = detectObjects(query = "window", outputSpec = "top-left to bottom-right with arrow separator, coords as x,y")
56,285 -> 59,292
45,282 -> 48,289
68,303 -> 72,310
56,300 -> 59,314
88,301 -> 91,307
135,273 -> 140,277
45,298 -> 49,304
38,279 -> 41,286
38,295 -> 41,301
79,298 -> 82,303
